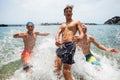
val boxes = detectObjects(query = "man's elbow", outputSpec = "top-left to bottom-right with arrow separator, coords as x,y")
13,34 -> 18,38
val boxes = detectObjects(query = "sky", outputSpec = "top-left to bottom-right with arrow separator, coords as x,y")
0,0 -> 120,24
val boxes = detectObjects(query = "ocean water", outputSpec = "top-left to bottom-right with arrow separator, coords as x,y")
0,25 -> 120,80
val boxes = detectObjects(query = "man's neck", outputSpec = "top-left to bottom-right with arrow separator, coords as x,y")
83,34 -> 87,38
66,19 -> 73,23
27,31 -> 33,35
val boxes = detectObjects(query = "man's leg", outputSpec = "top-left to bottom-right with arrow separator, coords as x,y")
54,56 -> 62,75
21,52 -> 31,73
63,63 -> 73,80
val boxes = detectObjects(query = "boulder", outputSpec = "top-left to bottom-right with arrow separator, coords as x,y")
104,16 -> 120,25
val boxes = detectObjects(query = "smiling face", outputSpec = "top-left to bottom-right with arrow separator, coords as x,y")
26,24 -> 34,32
64,6 -> 73,19
82,25 -> 87,33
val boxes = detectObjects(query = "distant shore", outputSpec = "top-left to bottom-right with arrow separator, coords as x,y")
40,22 -> 98,25
1,16 -> 119,27
0,22 -> 119,27
0,24 -> 24,27
0,23 -> 99,27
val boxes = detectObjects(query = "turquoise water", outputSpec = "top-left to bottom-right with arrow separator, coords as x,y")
0,25 -> 120,80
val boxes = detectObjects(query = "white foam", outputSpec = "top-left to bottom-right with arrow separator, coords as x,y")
9,38 -> 120,80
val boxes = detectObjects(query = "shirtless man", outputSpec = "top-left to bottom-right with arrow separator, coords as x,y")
54,5 -> 84,80
13,22 -> 49,73
76,25 -> 119,66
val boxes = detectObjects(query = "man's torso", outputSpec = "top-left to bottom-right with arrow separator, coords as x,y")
23,32 -> 37,51
78,35 -> 91,55
61,21 -> 78,43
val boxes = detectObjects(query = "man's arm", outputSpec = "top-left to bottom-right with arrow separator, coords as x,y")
55,25 -> 62,46
90,36 -> 119,53
73,21 -> 85,43
90,36 -> 108,51
77,21 -> 84,39
36,32 -> 50,36
13,33 -> 25,38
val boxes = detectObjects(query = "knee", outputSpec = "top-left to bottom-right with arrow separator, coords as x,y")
55,57 -> 61,64
54,57 -> 61,69
63,69 -> 70,74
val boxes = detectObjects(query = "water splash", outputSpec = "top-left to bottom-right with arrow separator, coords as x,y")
7,38 -> 120,80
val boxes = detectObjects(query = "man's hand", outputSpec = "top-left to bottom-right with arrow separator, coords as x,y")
55,39 -> 62,47
108,48 -> 120,54
72,36 -> 81,43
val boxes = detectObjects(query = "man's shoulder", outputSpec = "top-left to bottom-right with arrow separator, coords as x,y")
88,35 -> 95,41
19,32 -> 27,35
34,31 -> 40,35
59,23 -> 66,27
88,35 -> 93,38
16,32 -> 27,38
73,20 -> 80,23
72,20 -> 82,25
61,22 -> 66,25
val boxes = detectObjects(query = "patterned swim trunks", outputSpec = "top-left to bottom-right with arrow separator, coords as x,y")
56,42 -> 76,64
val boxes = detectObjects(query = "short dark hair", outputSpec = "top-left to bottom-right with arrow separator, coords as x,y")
64,5 -> 73,13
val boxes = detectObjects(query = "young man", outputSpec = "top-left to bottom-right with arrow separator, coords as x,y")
54,5 -> 84,80
13,22 -> 49,73
76,24 -> 119,66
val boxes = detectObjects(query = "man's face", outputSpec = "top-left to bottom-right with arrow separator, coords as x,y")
27,24 -> 34,31
82,27 -> 87,33
64,8 -> 72,18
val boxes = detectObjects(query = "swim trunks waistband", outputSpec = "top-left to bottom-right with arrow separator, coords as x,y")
21,50 -> 31,55
85,53 -> 94,62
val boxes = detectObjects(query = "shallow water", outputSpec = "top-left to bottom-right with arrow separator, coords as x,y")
0,25 -> 120,80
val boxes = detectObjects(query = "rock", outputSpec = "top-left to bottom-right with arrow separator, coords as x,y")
104,16 -> 120,25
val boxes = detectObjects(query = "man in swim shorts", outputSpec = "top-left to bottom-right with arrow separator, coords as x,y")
54,5 -> 85,80
76,24 -> 119,67
13,22 -> 50,73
